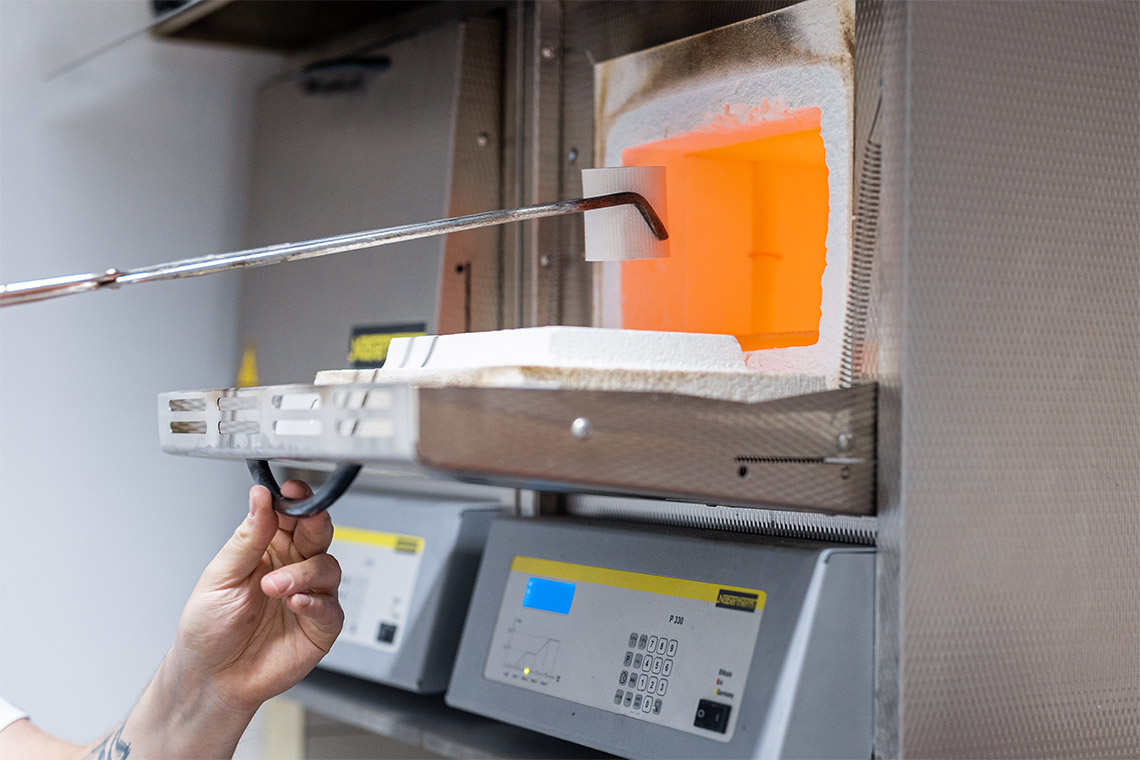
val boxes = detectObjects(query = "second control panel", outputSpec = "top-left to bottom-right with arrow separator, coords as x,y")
482,556 -> 765,742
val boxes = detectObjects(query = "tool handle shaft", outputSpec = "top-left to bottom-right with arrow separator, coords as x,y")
0,193 -> 667,307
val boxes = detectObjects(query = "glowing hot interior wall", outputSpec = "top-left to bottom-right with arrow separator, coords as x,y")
620,108 -> 829,350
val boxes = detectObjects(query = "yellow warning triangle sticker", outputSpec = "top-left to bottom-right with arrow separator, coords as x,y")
237,342 -> 260,387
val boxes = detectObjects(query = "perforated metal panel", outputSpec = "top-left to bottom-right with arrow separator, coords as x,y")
884,2 -> 1140,756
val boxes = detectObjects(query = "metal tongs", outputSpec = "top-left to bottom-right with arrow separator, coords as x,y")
0,192 -> 668,307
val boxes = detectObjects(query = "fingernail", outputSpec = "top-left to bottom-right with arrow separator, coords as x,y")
266,574 -> 290,594
248,497 -> 257,520
293,593 -> 312,608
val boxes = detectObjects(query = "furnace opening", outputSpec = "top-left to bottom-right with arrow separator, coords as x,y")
620,107 -> 829,350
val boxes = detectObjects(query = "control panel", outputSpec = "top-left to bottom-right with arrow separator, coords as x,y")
447,518 -> 874,759
483,557 -> 764,741
317,490 -> 499,693
333,527 -> 425,653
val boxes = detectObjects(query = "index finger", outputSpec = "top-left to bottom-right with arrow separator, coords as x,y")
293,510 -> 335,559
271,479 -> 314,535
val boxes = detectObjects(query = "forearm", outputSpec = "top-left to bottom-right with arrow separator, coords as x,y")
84,648 -> 256,760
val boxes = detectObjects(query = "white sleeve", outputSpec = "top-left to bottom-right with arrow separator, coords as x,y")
0,697 -> 28,731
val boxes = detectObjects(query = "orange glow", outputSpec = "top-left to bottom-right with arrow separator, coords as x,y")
620,107 -> 829,350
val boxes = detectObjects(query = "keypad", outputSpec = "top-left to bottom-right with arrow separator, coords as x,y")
616,631 -> 679,718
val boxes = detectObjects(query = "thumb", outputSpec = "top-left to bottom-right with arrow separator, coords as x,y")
202,486 -> 278,584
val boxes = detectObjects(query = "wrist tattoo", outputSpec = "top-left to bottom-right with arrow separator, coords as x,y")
84,722 -> 130,760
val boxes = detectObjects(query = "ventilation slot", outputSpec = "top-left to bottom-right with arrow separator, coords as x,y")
170,421 -> 207,434
840,96 -> 883,387
169,398 -> 207,412
218,397 -> 258,411
219,421 -> 261,435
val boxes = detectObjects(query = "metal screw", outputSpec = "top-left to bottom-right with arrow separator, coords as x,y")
571,417 -> 592,439
541,45 -> 556,60
837,431 -> 855,452
840,466 -> 851,480
476,132 -> 490,148
539,254 -> 552,268
567,147 -> 578,163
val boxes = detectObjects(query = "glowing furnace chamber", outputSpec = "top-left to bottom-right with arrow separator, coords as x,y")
594,0 -> 853,384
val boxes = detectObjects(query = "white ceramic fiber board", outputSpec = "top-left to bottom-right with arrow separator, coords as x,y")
383,327 -> 746,372
315,327 -> 827,403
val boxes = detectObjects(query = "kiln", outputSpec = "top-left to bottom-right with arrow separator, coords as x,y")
5,0 -> 1136,756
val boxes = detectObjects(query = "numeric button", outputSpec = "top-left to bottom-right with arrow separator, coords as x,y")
667,639 -> 678,656
662,659 -> 673,677
651,657 -> 662,674
658,679 -> 668,696
637,674 -> 648,691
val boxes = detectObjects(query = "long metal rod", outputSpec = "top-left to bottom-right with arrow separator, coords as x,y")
0,192 -> 667,308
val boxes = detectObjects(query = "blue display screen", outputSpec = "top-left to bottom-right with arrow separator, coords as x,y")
522,577 -> 576,614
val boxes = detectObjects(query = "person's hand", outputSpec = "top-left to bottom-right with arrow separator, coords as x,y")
64,482 -> 345,760
170,481 -> 344,715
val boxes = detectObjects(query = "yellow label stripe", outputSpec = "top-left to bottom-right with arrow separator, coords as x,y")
511,556 -> 765,609
332,525 -> 424,554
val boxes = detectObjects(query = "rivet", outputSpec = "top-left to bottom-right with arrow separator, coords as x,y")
571,417 -> 592,439
476,132 -> 490,148
541,45 -> 556,60
539,254 -> 552,268
567,147 -> 579,163
837,431 -> 855,452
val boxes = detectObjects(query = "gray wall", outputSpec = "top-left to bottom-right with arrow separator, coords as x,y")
0,0 -> 277,744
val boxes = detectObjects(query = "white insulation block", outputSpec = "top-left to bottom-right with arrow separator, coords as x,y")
384,326 -> 745,372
